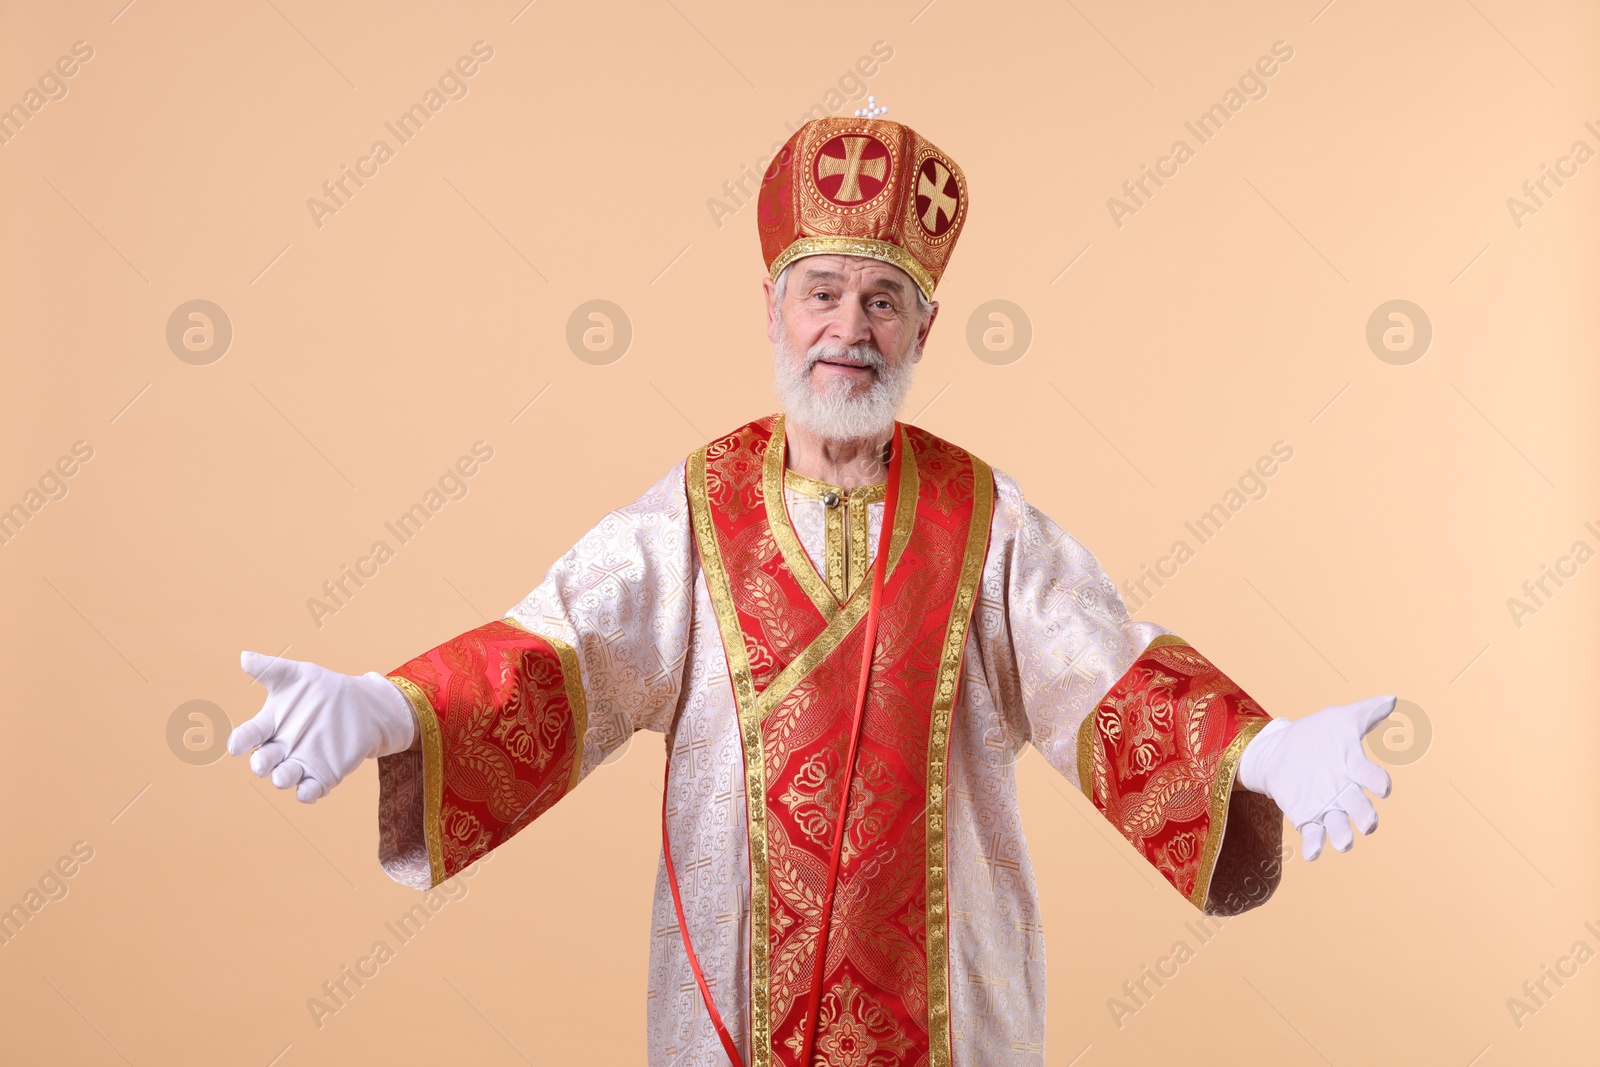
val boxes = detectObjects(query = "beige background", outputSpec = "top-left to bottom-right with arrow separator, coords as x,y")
1,0 -> 1596,1063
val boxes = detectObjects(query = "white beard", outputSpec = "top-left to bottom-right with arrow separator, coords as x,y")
772,333 -> 916,442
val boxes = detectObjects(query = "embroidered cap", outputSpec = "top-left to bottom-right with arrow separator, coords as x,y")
757,112 -> 968,300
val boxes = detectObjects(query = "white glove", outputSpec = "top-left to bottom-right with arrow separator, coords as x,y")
1237,695 -> 1396,861
228,651 -> 417,803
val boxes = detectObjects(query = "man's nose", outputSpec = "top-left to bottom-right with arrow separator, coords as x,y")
830,300 -> 873,346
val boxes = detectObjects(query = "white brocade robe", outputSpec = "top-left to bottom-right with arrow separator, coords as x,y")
378,456 -> 1282,1065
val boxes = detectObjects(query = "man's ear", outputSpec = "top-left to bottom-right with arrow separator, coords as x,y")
911,301 -> 939,363
763,275 -> 780,343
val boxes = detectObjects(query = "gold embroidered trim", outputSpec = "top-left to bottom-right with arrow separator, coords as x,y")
764,417 -> 839,618
503,617 -> 590,796
755,591 -> 871,722
765,417 -> 913,617
887,427 -> 920,583
769,236 -> 938,301
1076,703 -> 1096,802
689,423 -> 923,1062
782,469 -> 888,503
1190,717 -> 1269,911
925,455 -> 995,1067
753,427 -> 919,722
686,445 -> 771,1067
782,471 -> 889,600
552,638 -> 588,794
825,500 -> 846,600
847,492 -> 870,600
387,674 -> 445,889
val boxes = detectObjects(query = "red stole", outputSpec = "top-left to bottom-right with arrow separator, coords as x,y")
683,415 -> 994,1067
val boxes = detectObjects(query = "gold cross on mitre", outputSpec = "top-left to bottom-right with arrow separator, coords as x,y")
817,137 -> 887,202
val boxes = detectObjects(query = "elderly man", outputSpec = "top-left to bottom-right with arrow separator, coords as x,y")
229,114 -> 1396,1066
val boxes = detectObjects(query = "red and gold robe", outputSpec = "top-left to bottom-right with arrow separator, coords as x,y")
376,415 -> 1284,1066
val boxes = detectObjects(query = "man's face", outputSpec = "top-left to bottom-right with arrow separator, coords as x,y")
764,255 -> 939,440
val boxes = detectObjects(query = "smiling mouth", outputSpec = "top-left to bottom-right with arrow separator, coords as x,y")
815,358 -> 876,373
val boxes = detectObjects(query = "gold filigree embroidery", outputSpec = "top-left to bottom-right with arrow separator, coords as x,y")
706,423 -> 768,519
777,743 -> 912,863
911,439 -> 975,516
693,419 -> 985,1065
741,566 -> 805,661
784,470 -> 888,601
488,651 -> 567,772
847,491 -> 873,599
781,974 -> 917,1067
769,235 -> 938,302
923,454 -> 993,1067
765,417 -> 839,618
825,503 -> 847,600
766,418 -> 912,620
686,442 -> 772,1066
752,427 -> 920,724
500,618 -> 588,795
1074,633 -> 1272,911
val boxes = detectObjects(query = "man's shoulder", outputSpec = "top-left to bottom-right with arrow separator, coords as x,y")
692,413 -> 781,460
609,457 -> 690,521
901,420 -> 977,461
898,423 -> 1024,500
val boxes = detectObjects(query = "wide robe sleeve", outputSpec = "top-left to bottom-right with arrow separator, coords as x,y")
986,470 -> 1285,916
375,463 -> 694,890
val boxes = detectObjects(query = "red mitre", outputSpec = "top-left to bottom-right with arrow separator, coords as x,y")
757,116 -> 968,300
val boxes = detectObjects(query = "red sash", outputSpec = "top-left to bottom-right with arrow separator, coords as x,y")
671,415 -> 993,1067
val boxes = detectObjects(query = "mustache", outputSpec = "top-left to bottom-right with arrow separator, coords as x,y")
806,342 -> 886,375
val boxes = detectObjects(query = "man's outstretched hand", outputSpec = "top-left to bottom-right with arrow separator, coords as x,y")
1238,695 -> 1397,861
228,652 -> 417,803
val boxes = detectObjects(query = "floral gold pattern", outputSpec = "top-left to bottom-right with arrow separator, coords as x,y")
1076,636 -> 1273,909
386,620 -> 587,884
778,743 -> 912,864
688,416 -> 992,1067
783,975 -> 916,1067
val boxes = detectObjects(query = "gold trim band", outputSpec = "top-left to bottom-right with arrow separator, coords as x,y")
387,674 -> 445,889
551,637 -> 588,795
782,470 -> 888,601
1076,703 -> 1096,802
754,424 -> 920,722
925,455 -> 995,1067
764,417 -> 838,618
686,445 -> 771,1067
763,416 -> 918,621
688,421 -> 928,1063
781,469 -> 886,503
769,236 -> 937,300
1190,717 -> 1269,910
